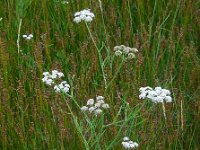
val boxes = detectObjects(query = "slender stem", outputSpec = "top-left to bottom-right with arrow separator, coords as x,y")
162,102 -> 167,121
85,22 -> 107,89
181,98 -> 183,131
62,94 -> 90,150
17,18 -> 22,54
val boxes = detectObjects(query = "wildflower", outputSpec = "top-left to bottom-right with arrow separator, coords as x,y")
73,9 -> 95,23
139,86 -> 172,103
42,70 -> 70,93
0,18 -> 2,21
53,82 -> 70,93
80,95 -> 109,116
122,137 -> 138,149
113,45 -> 138,59
23,34 -> 33,40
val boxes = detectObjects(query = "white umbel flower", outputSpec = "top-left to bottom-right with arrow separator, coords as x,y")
73,9 -> 95,23
22,34 -> 33,40
80,96 -> 109,116
139,86 -> 172,103
42,70 -> 70,93
114,45 -> 138,60
122,137 -> 139,149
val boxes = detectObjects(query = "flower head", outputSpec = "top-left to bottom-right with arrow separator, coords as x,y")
42,70 -> 70,93
139,86 -> 172,103
122,137 -> 139,149
80,95 -> 109,116
114,45 -> 138,59
74,9 -> 95,23
22,34 -> 33,40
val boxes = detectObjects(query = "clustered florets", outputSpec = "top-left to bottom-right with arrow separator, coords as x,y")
81,96 -> 109,116
42,70 -> 70,93
73,9 -> 95,23
114,45 -> 138,59
22,34 -> 33,40
54,81 -> 70,93
139,86 -> 172,103
122,137 -> 139,149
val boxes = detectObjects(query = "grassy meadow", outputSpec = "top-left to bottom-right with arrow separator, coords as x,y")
0,0 -> 200,149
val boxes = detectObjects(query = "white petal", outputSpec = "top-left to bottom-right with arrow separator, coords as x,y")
88,107 -> 95,113
81,106 -> 88,112
122,142 -> 130,149
101,103 -> 109,109
94,102 -> 101,108
85,16 -> 93,22
87,99 -> 94,106
29,34 -> 33,38
123,137 -> 130,141
94,109 -> 102,115
96,96 -> 104,101
26,36 -> 31,40
165,96 -> 172,103
73,17 -> 81,23
22,35 -> 27,38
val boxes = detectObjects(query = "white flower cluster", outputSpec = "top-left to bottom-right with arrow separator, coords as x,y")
139,86 -> 172,103
54,81 -> 70,93
114,45 -> 138,59
122,137 -> 139,149
73,9 -> 95,23
22,34 -> 33,40
0,18 -> 2,22
81,96 -> 109,116
42,70 -> 70,93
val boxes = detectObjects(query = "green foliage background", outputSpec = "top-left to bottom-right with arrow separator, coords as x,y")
0,0 -> 199,149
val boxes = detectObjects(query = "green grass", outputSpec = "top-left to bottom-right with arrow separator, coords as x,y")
0,0 -> 200,149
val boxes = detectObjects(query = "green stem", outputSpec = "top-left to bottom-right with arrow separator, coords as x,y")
85,22 -> 107,89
